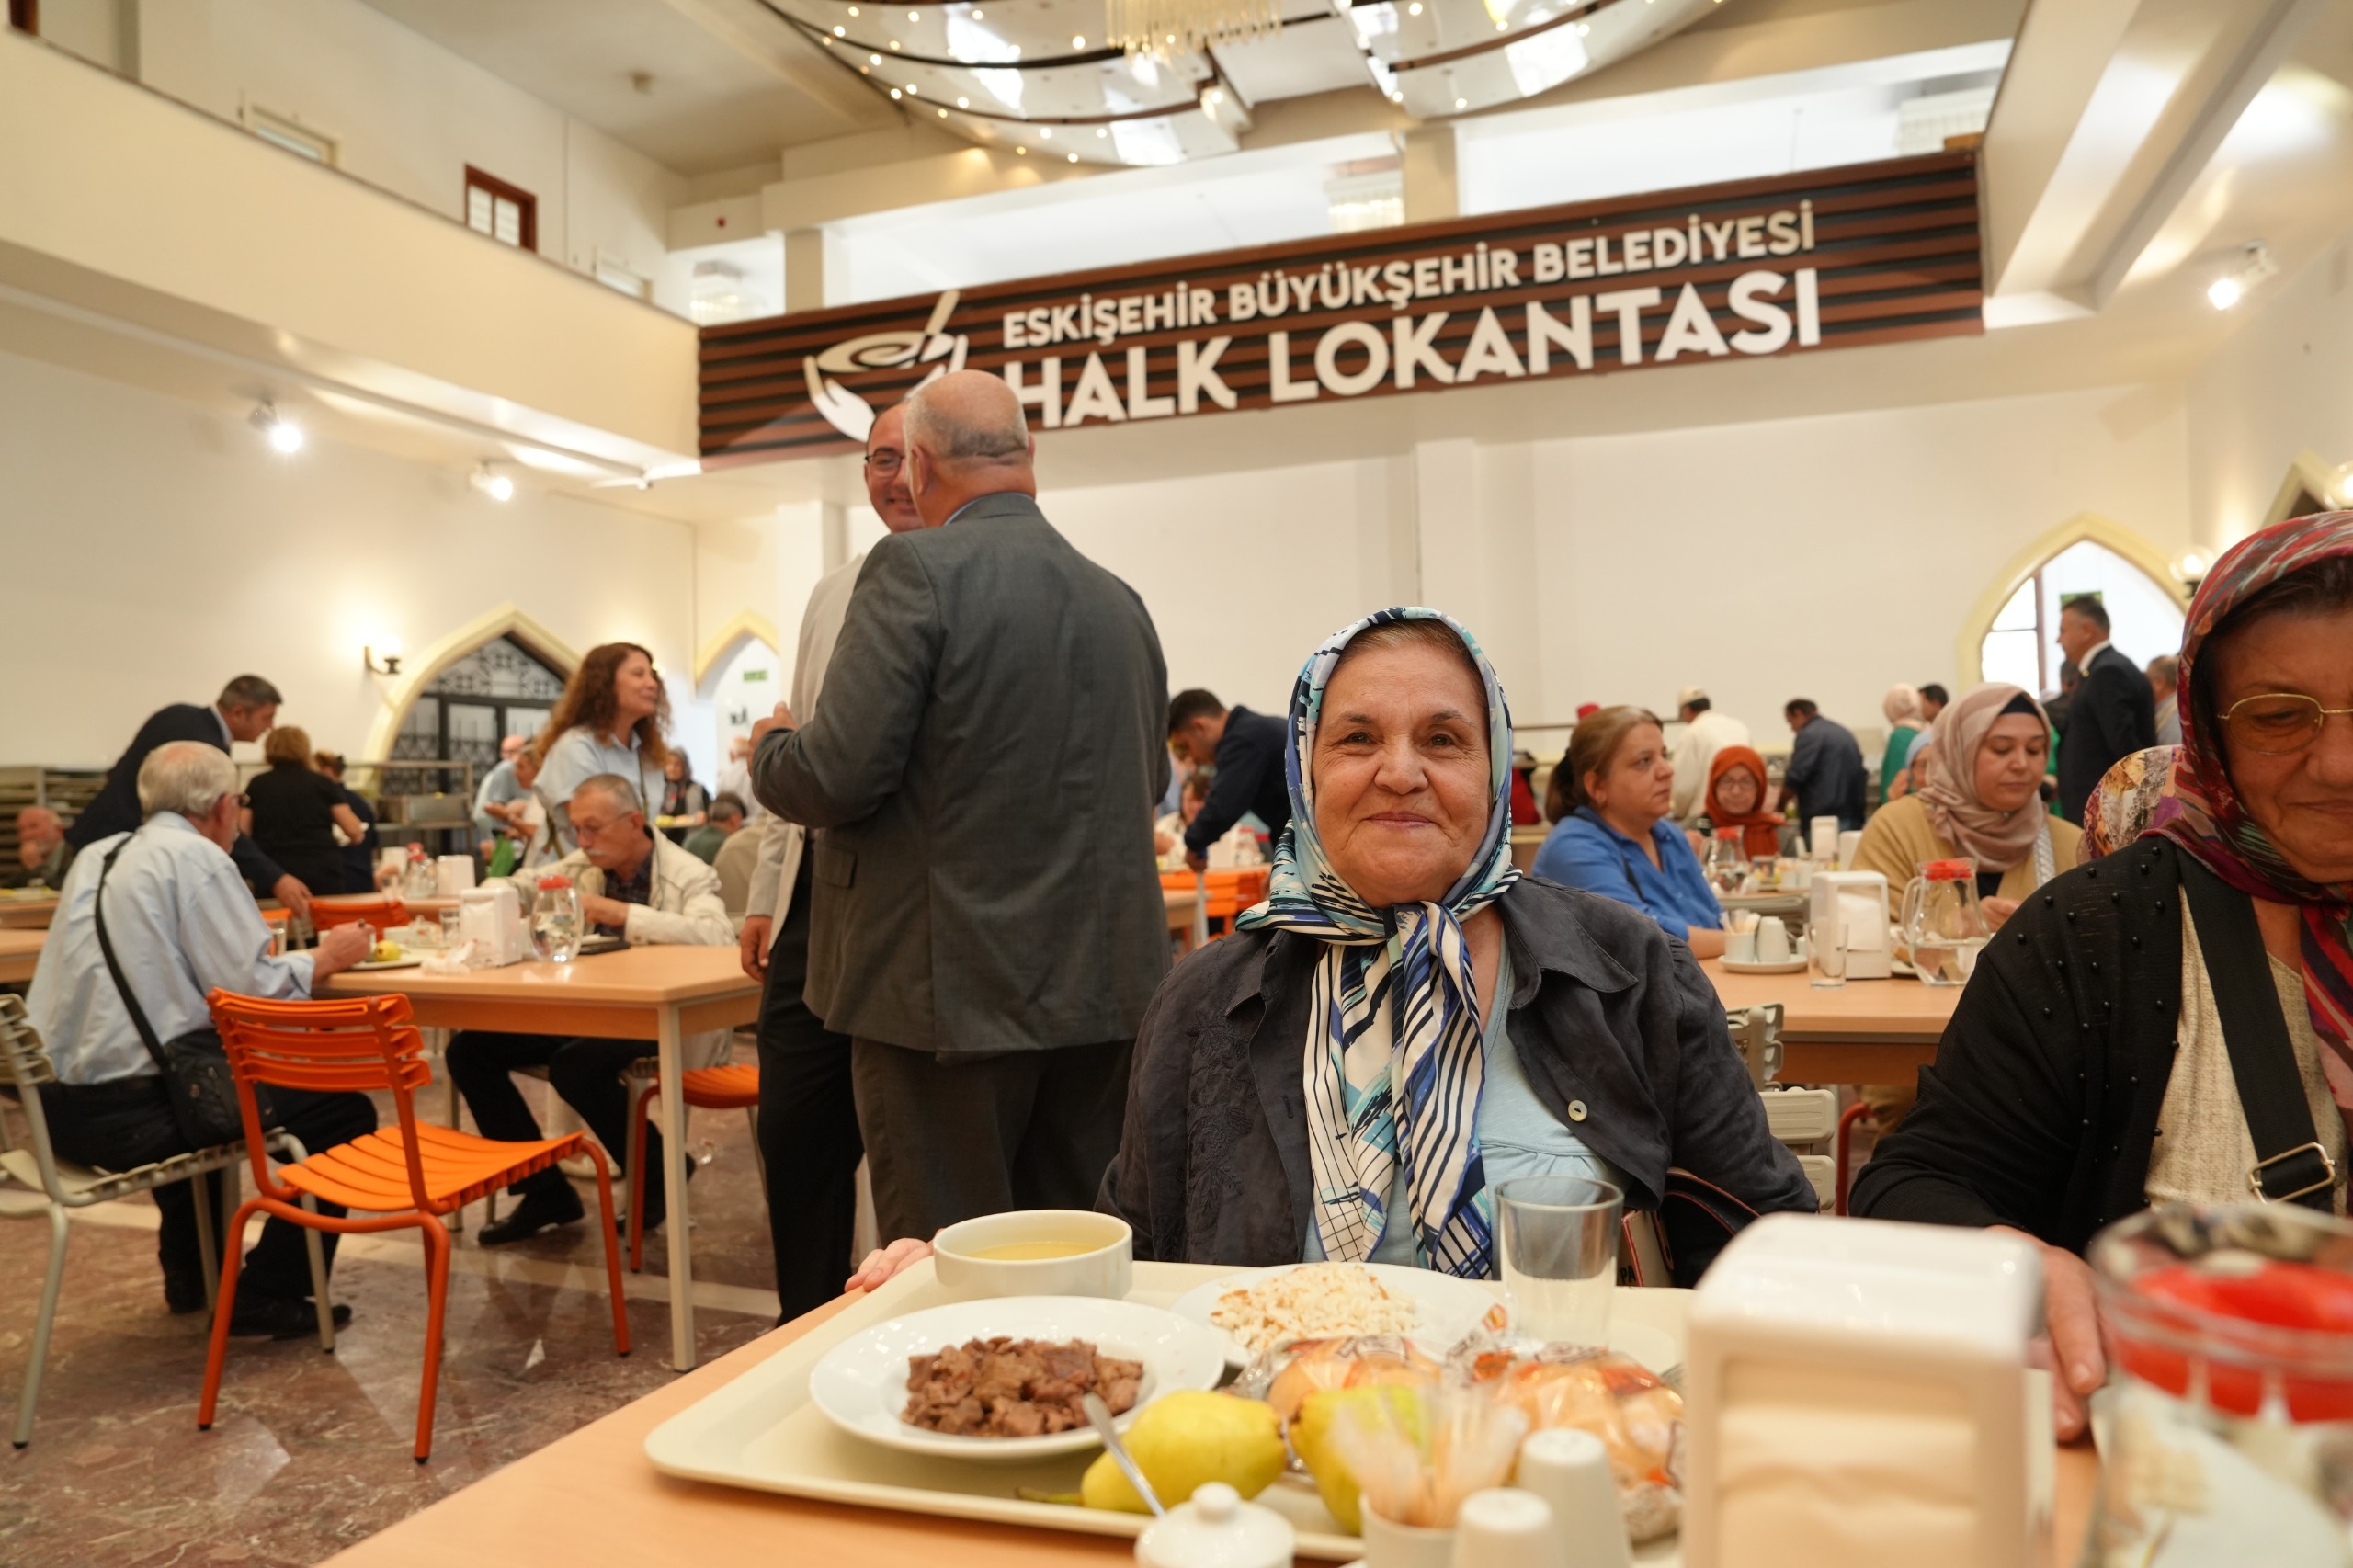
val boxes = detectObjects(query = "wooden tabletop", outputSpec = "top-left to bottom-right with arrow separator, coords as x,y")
316,1286 -> 2098,1568
1702,958 -> 1960,1085
0,927 -> 43,984
0,894 -> 56,930
321,943 -> 760,1006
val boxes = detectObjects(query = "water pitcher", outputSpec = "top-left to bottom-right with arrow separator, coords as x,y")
1898,857 -> 1988,986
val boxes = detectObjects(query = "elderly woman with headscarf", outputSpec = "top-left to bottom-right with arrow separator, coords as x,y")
1855,512 -> 2353,1444
849,608 -> 1816,1290
1699,744 -> 1783,859
1849,683 -> 2084,928
1877,683 -> 1927,805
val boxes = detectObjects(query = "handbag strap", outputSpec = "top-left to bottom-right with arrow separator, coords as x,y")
91,837 -> 177,1082
2180,856 -> 2336,1209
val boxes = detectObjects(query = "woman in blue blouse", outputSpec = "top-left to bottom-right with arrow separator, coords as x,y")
1533,706 -> 1728,957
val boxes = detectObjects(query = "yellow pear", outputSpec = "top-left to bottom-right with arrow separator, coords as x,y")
1079,1391 -> 1285,1515
1290,1384 -> 1428,1535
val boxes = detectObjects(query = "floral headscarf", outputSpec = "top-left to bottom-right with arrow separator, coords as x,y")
2150,512 -> 2353,1108
1237,608 -> 1519,1278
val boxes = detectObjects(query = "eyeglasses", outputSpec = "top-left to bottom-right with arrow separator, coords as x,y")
235,792 -> 251,808
2220,693 -> 2353,756
865,449 -> 905,478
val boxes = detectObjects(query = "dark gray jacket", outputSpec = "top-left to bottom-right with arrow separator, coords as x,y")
752,491 -> 1171,1055
1097,876 -> 1818,1273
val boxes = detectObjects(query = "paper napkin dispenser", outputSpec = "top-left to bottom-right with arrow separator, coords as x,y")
1808,869 -> 1891,980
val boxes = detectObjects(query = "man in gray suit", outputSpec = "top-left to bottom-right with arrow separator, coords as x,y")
750,370 -> 1171,1242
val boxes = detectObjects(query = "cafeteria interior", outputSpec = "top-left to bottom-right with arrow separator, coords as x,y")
9,0 -> 2353,1563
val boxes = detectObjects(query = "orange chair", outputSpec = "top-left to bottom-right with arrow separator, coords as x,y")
1159,868 -> 1271,940
199,991 -> 629,1462
622,1063 -> 763,1273
305,895 -> 406,932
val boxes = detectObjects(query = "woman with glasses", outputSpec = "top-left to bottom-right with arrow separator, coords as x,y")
1856,510 -> 2353,1444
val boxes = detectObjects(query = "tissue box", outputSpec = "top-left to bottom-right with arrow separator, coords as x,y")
1682,1214 -> 2046,1568
1808,871 -> 1891,980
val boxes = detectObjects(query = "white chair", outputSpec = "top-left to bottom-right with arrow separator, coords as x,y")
0,994 -> 332,1448
1759,1085 -> 1841,1211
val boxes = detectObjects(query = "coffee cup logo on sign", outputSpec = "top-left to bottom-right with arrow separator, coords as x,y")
803,290 -> 971,442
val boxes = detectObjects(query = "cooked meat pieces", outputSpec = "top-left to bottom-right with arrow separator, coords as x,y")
902,1336 -> 1145,1437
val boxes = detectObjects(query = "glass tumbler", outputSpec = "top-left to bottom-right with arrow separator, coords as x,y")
1496,1176 -> 1623,1348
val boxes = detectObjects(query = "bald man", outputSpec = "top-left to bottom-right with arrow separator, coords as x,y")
751,370 -> 1171,1244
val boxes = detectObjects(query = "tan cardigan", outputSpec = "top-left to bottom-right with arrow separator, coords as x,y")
1850,794 -> 2085,901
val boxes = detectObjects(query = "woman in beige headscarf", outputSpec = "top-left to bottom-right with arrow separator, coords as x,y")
1849,684 -> 2085,1132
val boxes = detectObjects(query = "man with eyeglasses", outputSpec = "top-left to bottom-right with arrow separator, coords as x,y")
731,400 -> 932,1320
2054,595 -> 2157,823
447,774 -> 733,1245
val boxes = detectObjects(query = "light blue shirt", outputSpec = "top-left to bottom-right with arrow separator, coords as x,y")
1304,949 -> 1624,1268
27,813 -> 317,1085
536,726 -> 658,852
1531,808 -> 1725,943
472,757 -> 528,839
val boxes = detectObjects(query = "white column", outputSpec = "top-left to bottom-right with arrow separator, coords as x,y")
1398,126 -> 1460,224
783,227 -> 841,312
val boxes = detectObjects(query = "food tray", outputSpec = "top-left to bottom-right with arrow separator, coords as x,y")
644,1259 -> 1688,1562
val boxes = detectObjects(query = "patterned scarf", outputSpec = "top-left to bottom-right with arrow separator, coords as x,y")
2149,512 -> 2353,1110
1236,608 -> 1519,1278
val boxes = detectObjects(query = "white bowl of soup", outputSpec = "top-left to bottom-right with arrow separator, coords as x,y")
932,1210 -> 1134,1301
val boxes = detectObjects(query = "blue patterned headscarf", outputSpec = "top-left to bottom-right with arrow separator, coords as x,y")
1236,608 -> 1520,1278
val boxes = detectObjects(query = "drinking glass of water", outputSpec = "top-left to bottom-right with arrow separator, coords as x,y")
1496,1176 -> 1623,1348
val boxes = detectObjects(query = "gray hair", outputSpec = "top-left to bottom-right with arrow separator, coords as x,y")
571,773 -> 643,817
138,741 -> 240,821
904,377 -> 1029,465
218,674 -> 283,710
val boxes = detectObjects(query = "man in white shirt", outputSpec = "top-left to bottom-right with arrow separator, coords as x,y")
28,742 -> 377,1337
715,736 -> 764,828
449,775 -> 733,1245
1667,687 -> 1751,822
472,734 -> 530,855
735,399 -> 932,1320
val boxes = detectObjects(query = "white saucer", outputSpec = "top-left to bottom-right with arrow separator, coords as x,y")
1719,956 -> 1808,974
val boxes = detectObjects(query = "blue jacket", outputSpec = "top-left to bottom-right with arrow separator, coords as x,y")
1529,808 -> 1723,942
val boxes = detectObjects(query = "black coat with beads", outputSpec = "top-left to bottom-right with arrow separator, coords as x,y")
1851,835 -> 2202,1254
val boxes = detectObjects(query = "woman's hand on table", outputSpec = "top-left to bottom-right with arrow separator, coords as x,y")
1981,895 -> 2020,929
1995,1225 -> 2105,1440
846,1237 -> 933,1293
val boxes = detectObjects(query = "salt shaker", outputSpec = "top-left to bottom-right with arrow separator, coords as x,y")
1133,1482 -> 1293,1568
1515,1430 -> 1630,1568
1449,1488 -> 1563,1568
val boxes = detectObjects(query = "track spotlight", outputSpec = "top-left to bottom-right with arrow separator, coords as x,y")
471,463 -> 515,502
2207,241 -> 2275,311
250,402 -> 303,454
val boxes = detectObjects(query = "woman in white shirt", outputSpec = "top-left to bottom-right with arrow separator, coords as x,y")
534,642 -> 670,851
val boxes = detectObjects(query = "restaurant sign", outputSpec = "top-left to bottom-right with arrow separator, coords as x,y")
700,151 -> 1981,464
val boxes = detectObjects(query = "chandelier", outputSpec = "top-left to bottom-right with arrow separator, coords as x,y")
1105,0 -> 1282,56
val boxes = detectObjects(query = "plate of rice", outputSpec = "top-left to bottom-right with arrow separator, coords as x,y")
1171,1261 -> 1505,1364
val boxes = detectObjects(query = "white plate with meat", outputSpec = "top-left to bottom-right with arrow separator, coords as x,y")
807,1296 -> 1231,1461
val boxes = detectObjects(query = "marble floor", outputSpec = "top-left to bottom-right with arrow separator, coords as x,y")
0,1043 -> 790,1567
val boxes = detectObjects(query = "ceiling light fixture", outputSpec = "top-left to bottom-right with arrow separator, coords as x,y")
1067,153 -> 1079,162
834,24 -> 846,34
957,96 -> 970,106
1072,33 -> 1086,46
1040,125 -> 1053,138
1107,0 -> 1279,59
1454,96 -> 1467,108
891,87 -> 903,98
250,402 -> 304,454
471,463 -> 515,503
2207,240 -> 2276,311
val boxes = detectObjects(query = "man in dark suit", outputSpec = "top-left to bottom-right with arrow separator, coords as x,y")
1166,688 -> 1291,870
67,675 -> 313,919
2053,595 -> 2157,824
750,370 -> 1171,1243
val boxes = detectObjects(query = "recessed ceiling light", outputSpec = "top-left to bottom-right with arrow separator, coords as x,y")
1407,3 -> 1421,14
908,8 -> 918,17
891,87 -> 902,98
1067,153 -> 1078,162
1040,126 -> 1052,137
957,96 -> 970,106
847,5 -> 858,12
1071,33 -> 1086,46
833,25 -> 845,35
1097,127 -> 1107,138
938,107 -> 948,116
970,6 -> 981,14
1454,96 -> 1466,108
1016,145 -> 1028,154
888,40 -> 901,49
1577,21 -> 1588,31
870,51 -> 881,62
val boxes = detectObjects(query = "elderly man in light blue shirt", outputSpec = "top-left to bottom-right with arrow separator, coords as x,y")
472,733 -> 531,852
28,742 -> 379,1338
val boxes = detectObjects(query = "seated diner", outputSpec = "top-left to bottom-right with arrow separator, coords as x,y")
1529,706 -> 1728,958
1854,511 -> 2353,1441
853,609 -> 1816,1289
1697,744 -> 1782,859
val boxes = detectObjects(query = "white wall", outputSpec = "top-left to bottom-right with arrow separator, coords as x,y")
1010,381 -> 2192,759
0,348 -> 699,769
2188,230 -> 2353,547
115,0 -> 686,311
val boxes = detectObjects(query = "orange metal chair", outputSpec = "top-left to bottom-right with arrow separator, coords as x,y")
305,895 -> 406,933
1159,868 -> 1271,940
622,1062 -> 763,1272
199,990 -> 629,1462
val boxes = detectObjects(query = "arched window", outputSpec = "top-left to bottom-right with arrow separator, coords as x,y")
1979,539 -> 2186,696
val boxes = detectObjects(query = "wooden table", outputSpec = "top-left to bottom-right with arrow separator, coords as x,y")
320,945 -> 762,1370
316,1285 -> 2098,1568
0,928 -> 44,984
1702,958 -> 1960,1085
1164,887 -> 1201,951
0,894 -> 57,930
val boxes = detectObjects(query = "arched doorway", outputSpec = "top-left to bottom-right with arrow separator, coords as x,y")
360,604 -> 581,793
692,612 -> 784,790
386,635 -> 569,793
1958,515 -> 2188,693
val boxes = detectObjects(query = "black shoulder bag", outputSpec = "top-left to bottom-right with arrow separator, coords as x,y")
92,839 -> 248,1150
2180,857 -> 2336,1210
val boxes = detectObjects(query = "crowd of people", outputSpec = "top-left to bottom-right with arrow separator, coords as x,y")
15,370 -> 2352,1453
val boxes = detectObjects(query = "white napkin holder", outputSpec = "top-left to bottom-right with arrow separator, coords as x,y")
1682,1214 -> 2047,1568
435,855 -> 477,897
458,883 -> 525,967
1809,870 -> 1890,979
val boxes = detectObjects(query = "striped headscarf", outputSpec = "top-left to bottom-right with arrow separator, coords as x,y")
2150,512 -> 2353,1109
1236,608 -> 1519,1278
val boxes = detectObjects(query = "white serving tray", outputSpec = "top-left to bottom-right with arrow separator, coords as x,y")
644,1259 -> 1688,1563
